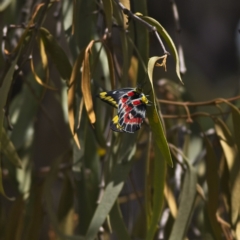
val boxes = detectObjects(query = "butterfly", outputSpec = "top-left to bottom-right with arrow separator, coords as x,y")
97,87 -> 151,133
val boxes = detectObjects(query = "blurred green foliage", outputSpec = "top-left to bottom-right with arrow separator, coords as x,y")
0,0 -> 240,240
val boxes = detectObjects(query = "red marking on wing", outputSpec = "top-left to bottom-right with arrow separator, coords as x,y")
121,96 -> 128,103
124,113 -> 143,124
132,100 -> 141,105
127,91 -> 135,97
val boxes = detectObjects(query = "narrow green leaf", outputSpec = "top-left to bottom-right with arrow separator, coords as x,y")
204,135 -> 222,240
102,0 -> 113,33
0,0 -> 12,11
110,202 -> 131,240
0,49 -> 21,146
85,159 -> 134,240
5,195 -> 24,240
40,27 -> 72,82
169,162 -> 197,240
25,183 -> 45,240
214,118 -> 240,225
0,158 -> 15,200
140,16 -> 183,84
146,141 -> 166,240
1,128 -> 22,168
62,1 -> 73,32
85,135 -> 136,240
57,172 -> 74,222
147,57 -> 173,167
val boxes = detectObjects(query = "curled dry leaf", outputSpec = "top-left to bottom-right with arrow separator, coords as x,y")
81,40 -> 96,124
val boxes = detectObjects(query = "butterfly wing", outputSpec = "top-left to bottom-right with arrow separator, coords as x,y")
110,115 -> 125,132
97,88 -> 133,108
115,97 -> 147,133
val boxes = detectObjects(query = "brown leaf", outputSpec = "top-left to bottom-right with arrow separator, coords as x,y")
81,41 -> 96,124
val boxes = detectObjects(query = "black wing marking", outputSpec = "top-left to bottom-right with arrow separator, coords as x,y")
117,98 -> 147,133
97,88 -> 133,108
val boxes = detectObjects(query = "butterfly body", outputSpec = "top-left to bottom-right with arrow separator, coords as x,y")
97,87 -> 150,133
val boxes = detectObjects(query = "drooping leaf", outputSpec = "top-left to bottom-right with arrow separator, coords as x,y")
139,16 -> 183,84
30,56 -> 57,91
146,141 -> 166,240
62,1 -> 73,32
214,118 -> 240,226
85,135 -> 136,240
219,98 -> 240,156
68,50 -> 85,148
204,135 -> 222,239
85,159 -> 134,240
57,171 -> 74,223
5,195 -> 24,240
119,0 -> 130,29
147,56 -> 173,167
81,41 -> 96,124
1,128 -> 22,168
169,151 -> 197,240
0,157 -> 15,200
0,49 -> 21,146
0,0 -> 12,11
25,183 -> 45,239
110,202 -> 131,240
102,0 -> 113,33
164,183 -> 177,219
40,27 -> 72,82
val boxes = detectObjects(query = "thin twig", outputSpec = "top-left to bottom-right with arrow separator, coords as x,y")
169,0 -> 186,74
158,95 -> 240,107
114,0 -> 169,55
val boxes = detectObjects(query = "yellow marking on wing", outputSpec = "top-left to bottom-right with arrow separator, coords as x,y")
116,123 -> 123,129
113,115 -> 119,123
100,92 -> 107,98
141,94 -> 149,104
112,115 -> 123,130
101,96 -> 117,107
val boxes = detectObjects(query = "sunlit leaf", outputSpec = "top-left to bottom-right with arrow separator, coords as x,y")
139,16 -> 183,84
164,183 -> 177,218
0,0 -> 12,11
81,41 -> 96,124
147,56 -> 173,167
103,44 -> 115,89
120,0 -> 130,29
68,51 -> 85,148
62,1 -> 73,32
30,57 -> 57,91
